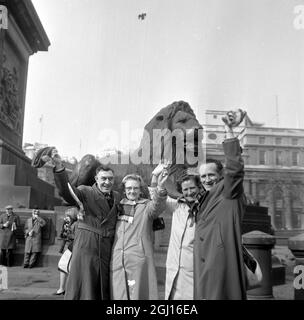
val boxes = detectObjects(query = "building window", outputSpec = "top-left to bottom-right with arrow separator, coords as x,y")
259,137 -> 265,144
208,133 -> 217,140
275,137 -> 282,145
292,151 -> 299,166
259,150 -> 266,165
276,151 -> 283,165
292,138 -> 298,146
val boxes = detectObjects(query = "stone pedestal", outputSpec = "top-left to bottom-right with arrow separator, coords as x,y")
288,233 -> 304,300
243,231 -> 276,299
0,208 -> 58,245
5,207 -> 74,267
242,205 -> 272,235
0,1 -> 61,209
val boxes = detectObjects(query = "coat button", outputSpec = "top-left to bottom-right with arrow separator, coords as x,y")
201,257 -> 205,263
200,237 -> 204,241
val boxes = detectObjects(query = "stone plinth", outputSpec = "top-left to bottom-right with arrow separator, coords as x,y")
0,162 -> 62,209
0,1 -> 61,209
4,207 -> 71,267
242,205 -> 272,235
0,208 -> 57,245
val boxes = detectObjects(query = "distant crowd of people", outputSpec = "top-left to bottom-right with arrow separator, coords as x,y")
0,206 -> 46,268
0,109 -> 250,300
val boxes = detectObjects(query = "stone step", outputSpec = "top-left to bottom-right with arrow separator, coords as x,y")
0,165 -> 16,186
275,230 -> 304,246
11,244 -> 61,268
0,185 -> 31,208
0,162 -> 62,210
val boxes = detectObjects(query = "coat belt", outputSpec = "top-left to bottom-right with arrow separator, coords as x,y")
77,222 -> 112,238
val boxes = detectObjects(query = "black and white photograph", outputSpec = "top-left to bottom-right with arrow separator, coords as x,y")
0,0 -> 303,306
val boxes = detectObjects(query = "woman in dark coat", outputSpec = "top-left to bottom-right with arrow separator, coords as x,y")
0,205 -> 20,267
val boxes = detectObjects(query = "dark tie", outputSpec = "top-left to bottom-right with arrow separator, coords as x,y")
104,193 -> 114,209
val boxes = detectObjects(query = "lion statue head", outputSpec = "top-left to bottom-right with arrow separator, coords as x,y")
134,100 -> 203,197
69,100 -> 203,198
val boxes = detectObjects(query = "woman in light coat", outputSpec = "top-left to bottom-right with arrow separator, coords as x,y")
110,170 -> 168,300
150,162 -> 203,300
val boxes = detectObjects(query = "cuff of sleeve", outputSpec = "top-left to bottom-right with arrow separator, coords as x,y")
157,186 -> 168,197
53,166 -> 65,173
222,137 -> 241,154
223,137 -> 238,143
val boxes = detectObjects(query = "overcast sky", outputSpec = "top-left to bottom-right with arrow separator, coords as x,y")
23,0 -> 304,159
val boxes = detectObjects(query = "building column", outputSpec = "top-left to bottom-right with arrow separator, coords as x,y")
252,180 -> 257,200
244,179 -> 250,195
267,188 -> 276,229
300,214 -> 304,230
283,186 -> 293,230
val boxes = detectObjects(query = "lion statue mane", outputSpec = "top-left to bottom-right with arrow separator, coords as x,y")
69,100 -> 203,198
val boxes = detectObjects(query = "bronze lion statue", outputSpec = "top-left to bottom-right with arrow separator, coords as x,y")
69,100 -> 203,198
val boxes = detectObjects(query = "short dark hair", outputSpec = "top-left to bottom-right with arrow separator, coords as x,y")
95,165 -> 114,176
176,175 -> 202,193
205,158 -> 223,175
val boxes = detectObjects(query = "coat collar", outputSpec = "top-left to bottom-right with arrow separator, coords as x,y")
177,191 -> 205,206
92,183 -> 116,214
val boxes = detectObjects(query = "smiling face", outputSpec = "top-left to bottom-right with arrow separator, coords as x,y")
95,170 -> 114,193
199,163 -> 221,191
6,208 -> 13,216
181,179 -> 200,202
32,209 -> 39,219
124,179 -> 141,201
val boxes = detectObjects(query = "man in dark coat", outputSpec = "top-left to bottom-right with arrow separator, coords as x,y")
48,151 -> 121,300
194,109 -> 247,300
24,209 -> 46,268
0,205 -> 20,267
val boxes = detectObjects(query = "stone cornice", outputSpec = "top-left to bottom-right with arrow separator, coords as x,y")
0,138 -> 31,163
245,165 -> 304,173
2,0 -> 50,52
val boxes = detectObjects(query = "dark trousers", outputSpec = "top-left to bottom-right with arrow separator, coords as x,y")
24,252 -> 39,267
0,249 -> 13,267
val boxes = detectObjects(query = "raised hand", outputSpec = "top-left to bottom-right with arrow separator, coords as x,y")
157,169 -> 169,189
152,160 -> 172,177
77,207 -> 85,221
222,109 -> 246,128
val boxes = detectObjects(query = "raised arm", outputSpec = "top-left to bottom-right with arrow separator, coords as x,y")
44,149 -> 84,206
149,161 -> 177,213
222,109 -> 246,199
146,168 -> 169,219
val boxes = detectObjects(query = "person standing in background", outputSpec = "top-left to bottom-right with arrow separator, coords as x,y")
0,205 -> 20,267
24,209 -> 46,268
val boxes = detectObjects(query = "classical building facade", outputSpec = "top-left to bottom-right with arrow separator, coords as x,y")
203,110 -> 304,230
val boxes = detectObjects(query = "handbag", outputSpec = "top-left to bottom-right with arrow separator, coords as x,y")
152,217 -> 165,231
242,245 -> 263,290
58,248 -> 72,274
